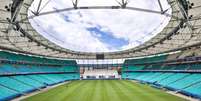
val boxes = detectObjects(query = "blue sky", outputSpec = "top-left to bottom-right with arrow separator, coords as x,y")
28,0 -> 171,52
87,26 -> 129,50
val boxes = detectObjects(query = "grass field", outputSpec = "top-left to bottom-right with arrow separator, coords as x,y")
23,80 -> 187,101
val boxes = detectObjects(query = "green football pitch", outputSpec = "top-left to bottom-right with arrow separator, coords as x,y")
23,80 -> 187,101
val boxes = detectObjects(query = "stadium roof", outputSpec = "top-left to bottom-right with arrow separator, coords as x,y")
0,0 -> 201,59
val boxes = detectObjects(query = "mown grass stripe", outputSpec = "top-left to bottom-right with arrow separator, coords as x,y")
111,80 -> 134,101
60,80 -> 91,101
105,80 -> 122,101
91,80 -> 103,101
23,80 -> 186,101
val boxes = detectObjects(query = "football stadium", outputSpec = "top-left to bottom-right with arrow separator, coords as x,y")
0,0 -> 201,101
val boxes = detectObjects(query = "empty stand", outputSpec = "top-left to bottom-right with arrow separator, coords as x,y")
0,51 -> 80,101
122,54 -> 201,99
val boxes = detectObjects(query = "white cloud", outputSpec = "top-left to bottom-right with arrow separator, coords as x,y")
28,0 -> 171,52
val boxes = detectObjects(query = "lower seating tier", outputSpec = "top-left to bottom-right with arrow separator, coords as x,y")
122,72 -> 201,99
0,73 -> 79,101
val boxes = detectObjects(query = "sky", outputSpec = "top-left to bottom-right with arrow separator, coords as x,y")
28,0 -> 172,53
